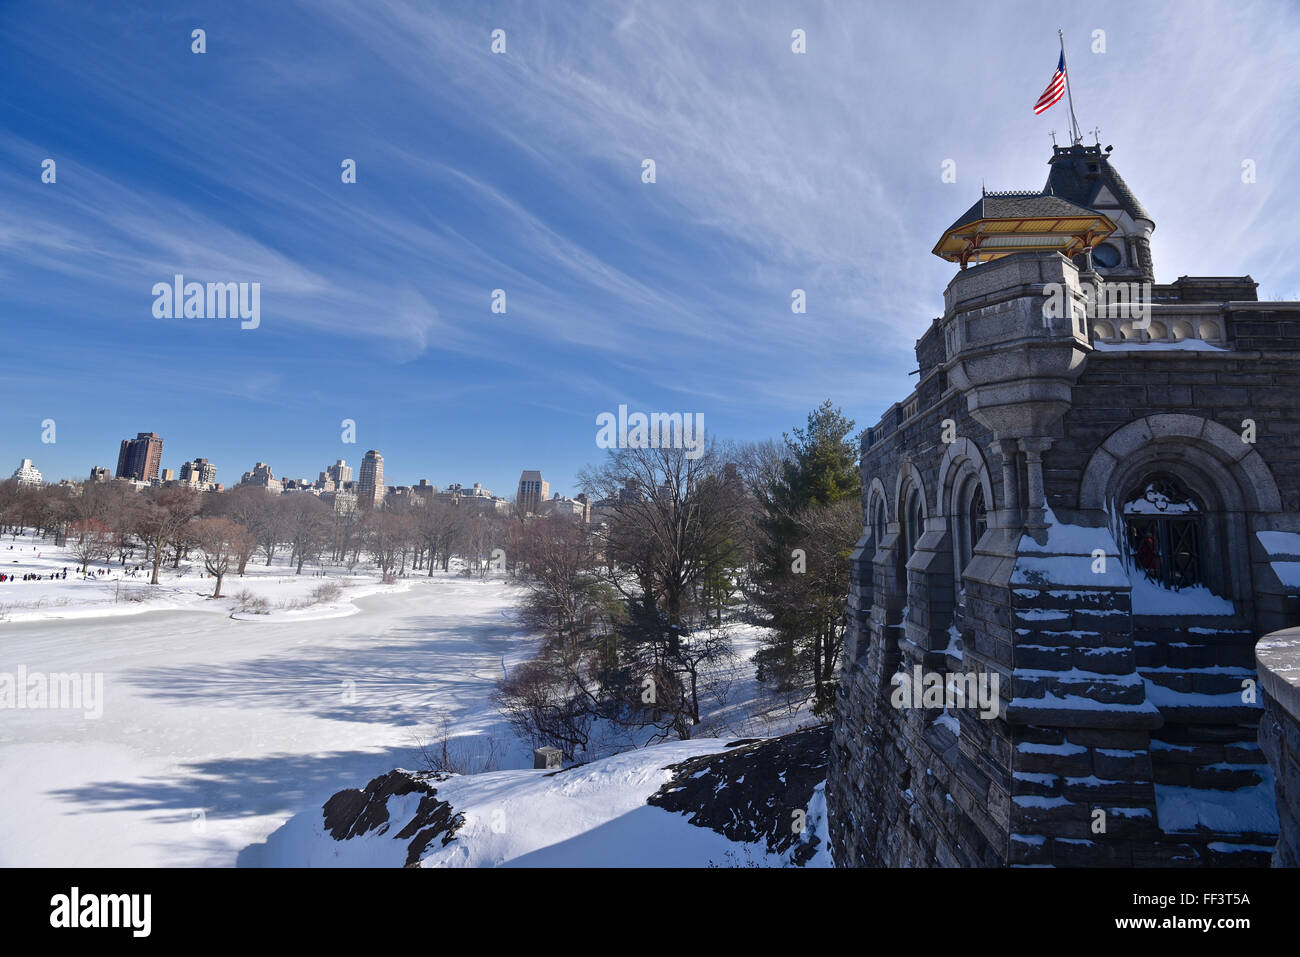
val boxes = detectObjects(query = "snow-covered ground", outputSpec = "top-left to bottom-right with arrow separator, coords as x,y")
0,535 -> 538,866
259,741 -> 831,868
0,532 -> 818,866
0,534 -> 399,624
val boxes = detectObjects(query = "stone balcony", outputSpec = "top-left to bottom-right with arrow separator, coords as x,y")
1091,306 -> 1231,350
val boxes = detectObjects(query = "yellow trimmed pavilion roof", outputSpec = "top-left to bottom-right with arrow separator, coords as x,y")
932,191 -> 1116,268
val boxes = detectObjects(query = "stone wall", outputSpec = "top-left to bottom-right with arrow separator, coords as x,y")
828,251 -> 1300,867
1257,627 -> 1300,867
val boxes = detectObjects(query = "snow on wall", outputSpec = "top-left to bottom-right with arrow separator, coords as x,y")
1014,508 -> 1127,588
1128,574 -> 1235,616
1154,768 -> 1279,836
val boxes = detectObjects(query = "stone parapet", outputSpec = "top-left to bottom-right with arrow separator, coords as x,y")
1257,627 -> 1300,867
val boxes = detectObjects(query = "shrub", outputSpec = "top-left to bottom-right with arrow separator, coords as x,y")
310,581 -> 342,603
231,588 -> 270,614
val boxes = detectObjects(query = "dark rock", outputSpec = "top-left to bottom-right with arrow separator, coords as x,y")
648,725 -> 830,864
322,769 -> 463,866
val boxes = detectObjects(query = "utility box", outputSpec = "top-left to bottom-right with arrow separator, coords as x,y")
533,746 -> 562,770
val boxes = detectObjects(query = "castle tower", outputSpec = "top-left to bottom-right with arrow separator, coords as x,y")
1043,143 -> 1155,282
828,141 -> 1300,869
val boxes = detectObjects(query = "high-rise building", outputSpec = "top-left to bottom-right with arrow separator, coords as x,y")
11,459 -> 42,487
179,457 -> 218,489
239,462 -> 283,494
89,466 -> 111,483
322,487 -> 357,514
320,459 -> 352,490
116,432 -> 163,482
438,482 -> 508,512
542,492 -> 590,522
357,450 -> 384,508
517,470 -> 550,514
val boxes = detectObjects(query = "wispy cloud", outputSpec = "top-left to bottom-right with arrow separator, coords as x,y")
2,0 -> 1297,490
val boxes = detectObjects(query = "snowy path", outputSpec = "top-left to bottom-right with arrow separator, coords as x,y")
0,577 -> 535,867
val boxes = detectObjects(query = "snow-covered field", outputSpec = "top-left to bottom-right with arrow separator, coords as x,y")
0,535 -> 398,624
0,533 -> 819,867
0,535 -> 538,866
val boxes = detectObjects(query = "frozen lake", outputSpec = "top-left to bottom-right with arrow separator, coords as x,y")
0,576 -> 534,866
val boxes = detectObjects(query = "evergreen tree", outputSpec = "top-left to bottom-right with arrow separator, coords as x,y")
751,401 -> 862,711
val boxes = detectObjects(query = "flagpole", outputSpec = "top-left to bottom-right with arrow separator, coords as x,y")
1059,29 -> 1083,145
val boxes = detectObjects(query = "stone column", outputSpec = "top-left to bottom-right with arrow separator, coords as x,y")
1020,437 -> 1053,529
991,438 -> 1021,528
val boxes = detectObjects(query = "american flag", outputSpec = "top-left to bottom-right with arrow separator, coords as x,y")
1034,53 -> 1067,114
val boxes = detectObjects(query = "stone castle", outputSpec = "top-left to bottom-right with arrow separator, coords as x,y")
827,142 -> 1300,867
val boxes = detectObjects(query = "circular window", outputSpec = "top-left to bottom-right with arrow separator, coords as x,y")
1092,243 -> 1122,269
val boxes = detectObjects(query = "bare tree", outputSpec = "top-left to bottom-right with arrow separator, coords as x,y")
360,510 -> 406,577
68,517 -> 113,573
285,494 -> 330,574
580,444 -> 747,657
254,493 -> 292,566
136,488 -> 200,585
191,518 -> 253,598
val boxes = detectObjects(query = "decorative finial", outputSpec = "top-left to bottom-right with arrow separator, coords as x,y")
1050,128 -> 1057,147
1090,126 -> 1101,144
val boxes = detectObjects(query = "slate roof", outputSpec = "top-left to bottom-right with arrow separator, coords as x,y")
1043,146 -> 1153,223
943,191 -> 1106,235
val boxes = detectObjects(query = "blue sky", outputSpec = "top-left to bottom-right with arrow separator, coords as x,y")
3,0 -> 1298,495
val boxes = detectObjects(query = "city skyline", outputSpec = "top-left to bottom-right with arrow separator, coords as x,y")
4,2 -> 1297,499
5,439 -> 578,504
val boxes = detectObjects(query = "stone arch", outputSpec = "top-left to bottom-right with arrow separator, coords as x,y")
867,476 -> 889,519
893,460 -> 927,524
866,476 -> 889,547
934,437 -> 995,523
894,461 -> 928,569
935,438 -> 995,604
1080,414 -> 1281,514
1078,414 -> 1283,603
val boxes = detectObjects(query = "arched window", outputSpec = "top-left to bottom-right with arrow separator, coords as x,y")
954,477 -> 988,585
1123,473 -> 1202,590
872,498 -> 887,547
901,486 -> 923,559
